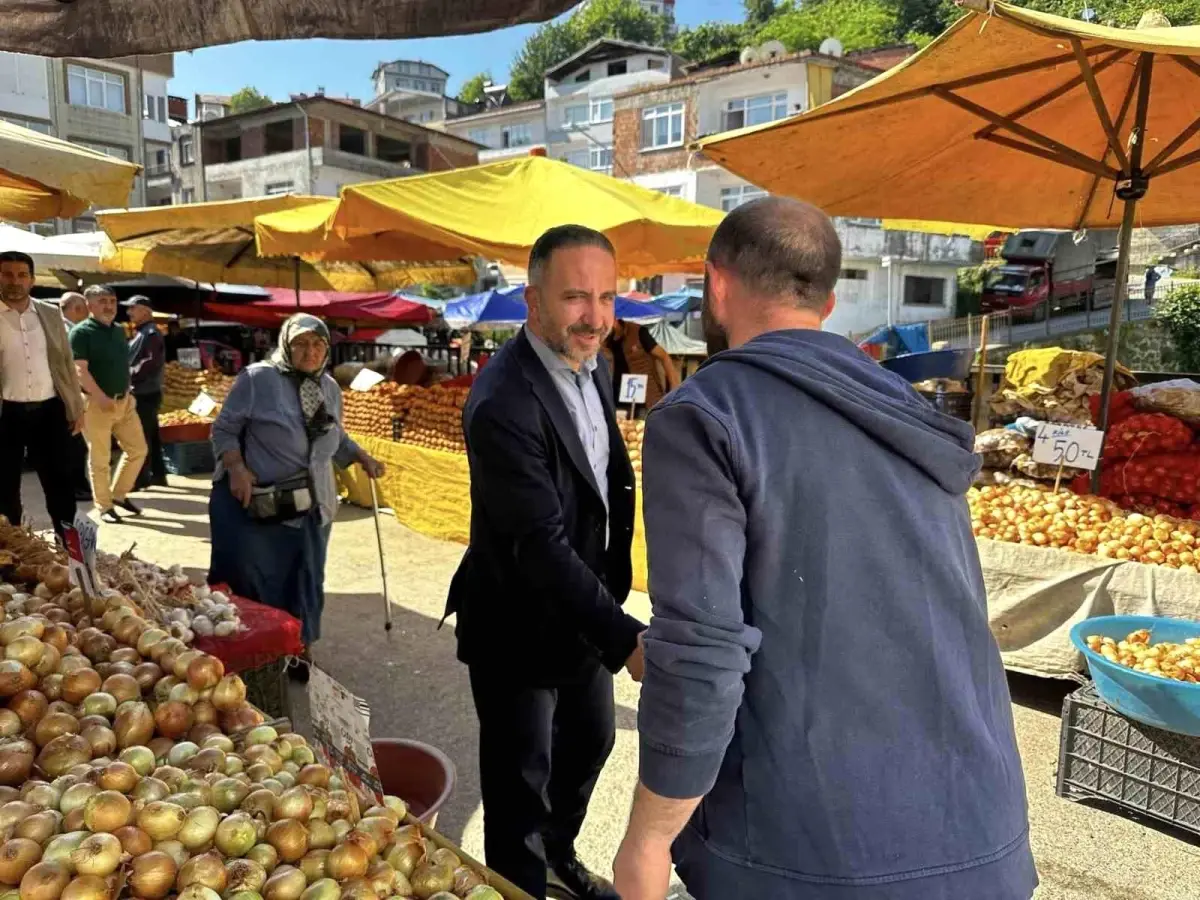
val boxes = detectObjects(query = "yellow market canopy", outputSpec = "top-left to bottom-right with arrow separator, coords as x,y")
0,120 -> 139,222
258,157 -> 725,277
98,196 -> 475,292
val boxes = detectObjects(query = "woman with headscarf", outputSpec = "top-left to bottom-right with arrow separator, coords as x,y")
208,314 -> 384,675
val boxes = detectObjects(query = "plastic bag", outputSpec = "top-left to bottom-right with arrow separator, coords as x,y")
1130,379 -> 1200,427
974,428 -> 1031,469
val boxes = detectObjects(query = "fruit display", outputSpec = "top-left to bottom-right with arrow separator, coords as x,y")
159,412 -> 217,428
617,419 -> 643,477
0,519 -> 506,900
397,387 -> 468,455
969,482 -> 1200,571
341,386 -> 418,442
163,365 -> 235,414
1085,628 -> 1200,682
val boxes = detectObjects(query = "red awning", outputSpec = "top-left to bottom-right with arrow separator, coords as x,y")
204,289 -> 435,328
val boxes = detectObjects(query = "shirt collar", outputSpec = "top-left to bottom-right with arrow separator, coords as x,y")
525,326 -> 598,380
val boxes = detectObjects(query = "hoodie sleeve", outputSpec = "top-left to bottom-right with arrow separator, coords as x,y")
639,399 -> 762,800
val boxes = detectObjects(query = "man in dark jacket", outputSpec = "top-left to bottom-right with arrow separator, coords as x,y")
614,198 -> 1036,900
125,295 -> 168,489
446,225 -> 645,900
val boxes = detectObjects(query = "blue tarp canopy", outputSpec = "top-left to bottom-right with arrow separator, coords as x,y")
858,323 -> 930,355
443,285 -> 667,329
653,287 -> 701,312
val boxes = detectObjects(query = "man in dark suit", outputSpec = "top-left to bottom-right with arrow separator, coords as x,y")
446,226 -> 645,900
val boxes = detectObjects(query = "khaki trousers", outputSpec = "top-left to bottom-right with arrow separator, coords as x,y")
83,394 -> 147,512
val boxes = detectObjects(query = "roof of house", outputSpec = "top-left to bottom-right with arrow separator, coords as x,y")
545,37 -> 671,81
372,59 -> 451,80
444,98 -> 546,125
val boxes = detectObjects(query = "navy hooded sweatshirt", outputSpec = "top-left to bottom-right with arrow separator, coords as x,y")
638,329 -> 1036,900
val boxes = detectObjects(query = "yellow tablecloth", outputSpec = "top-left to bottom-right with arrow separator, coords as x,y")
340,434 -> 650,592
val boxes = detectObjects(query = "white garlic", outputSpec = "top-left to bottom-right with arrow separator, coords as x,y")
211,591 -> 230,605
192,616 -> 214,636
214,621 -> 237,637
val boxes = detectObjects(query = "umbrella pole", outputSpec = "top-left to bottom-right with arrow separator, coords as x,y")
293,257 -> 301,308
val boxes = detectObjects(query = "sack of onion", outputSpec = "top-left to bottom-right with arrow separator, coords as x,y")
0,518 -> 512,900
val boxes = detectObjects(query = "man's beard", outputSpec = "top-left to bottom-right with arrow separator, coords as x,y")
1,287 -> 28,305
701,277 -> 729,356
541,307 -> 610,366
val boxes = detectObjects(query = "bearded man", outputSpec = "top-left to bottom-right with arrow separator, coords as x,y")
444,225 -> 645,900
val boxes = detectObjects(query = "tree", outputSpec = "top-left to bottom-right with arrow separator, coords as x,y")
1014,0 -> 1200,26
743,0 -> 778,26
754,0 -> 902,53
457,72 -> 492,104
1155,283 -> 1200,372
509,20 -> 581,100
228,86 -> 273,114
672,21 -> 749,62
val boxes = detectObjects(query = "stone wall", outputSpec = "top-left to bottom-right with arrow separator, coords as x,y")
986,319 -> 1184,373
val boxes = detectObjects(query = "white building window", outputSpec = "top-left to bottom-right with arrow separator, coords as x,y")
265,181 -> 295,196
589,145 -> 613,172
180,135 -> 194,165
590,97 -> 613,123
0,115 -> 50,134
722,92 -> 788,131
502,123 -> 532,148
467,127 -> 491,146
904,275 -> 946,306
158,96 -> 166,122
77,141 -> 130,160
839,268 -> 869,280
67,65 -> 126,114
563,104 -> 588,126
720,184 -> 767,212
641,102 -> 684,149
180,188 -> 195,204
563,150 -> 588,168
655,185 -> 684,197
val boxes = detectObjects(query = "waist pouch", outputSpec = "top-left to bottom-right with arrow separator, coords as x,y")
247,471 -> 314,524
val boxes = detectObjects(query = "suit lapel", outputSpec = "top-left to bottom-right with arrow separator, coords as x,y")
514,330 -> 605,504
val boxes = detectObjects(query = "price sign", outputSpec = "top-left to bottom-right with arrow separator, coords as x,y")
1033,422 -> 1105,471
188,392 -> 217,418
619,373 -> 649,406
308,665 -> 383,803
349,367 -> 386,392
61,512 -> 98,597
177,348 -> 202,370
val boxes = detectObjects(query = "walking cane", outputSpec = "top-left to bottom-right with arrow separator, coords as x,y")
368,477 -> 393,636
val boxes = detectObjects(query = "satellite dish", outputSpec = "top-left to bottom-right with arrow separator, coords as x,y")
759,40 -> 787,60
739,46 -> 761,65
818,37 -> 844,57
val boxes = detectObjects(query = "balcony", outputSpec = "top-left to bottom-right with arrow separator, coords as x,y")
145,163 -> 172,185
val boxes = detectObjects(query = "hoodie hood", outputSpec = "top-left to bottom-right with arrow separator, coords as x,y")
711,329 -> 979,494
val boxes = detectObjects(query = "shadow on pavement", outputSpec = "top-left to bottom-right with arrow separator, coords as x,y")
1006,671 -> 1076,717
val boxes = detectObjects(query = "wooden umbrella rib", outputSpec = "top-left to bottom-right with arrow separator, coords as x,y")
1143,58 -> 1200,175
225,236 -> 256,269
1075,59 -> 1142,230
1128,53 -> 1154,173
1148,145 -> 1200,179
1069,38 -> 1130,173
937,87 -> 1119,180
979,132 -> 1117,180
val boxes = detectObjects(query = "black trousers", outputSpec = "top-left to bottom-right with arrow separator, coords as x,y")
0,397 -> 79,539
134,392 -> 167,487
468,662 -> 616,899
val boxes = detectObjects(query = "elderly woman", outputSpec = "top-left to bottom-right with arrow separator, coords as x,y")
208,314 -> 384,670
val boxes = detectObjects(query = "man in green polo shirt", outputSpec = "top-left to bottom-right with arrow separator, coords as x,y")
70,285 -> 147,524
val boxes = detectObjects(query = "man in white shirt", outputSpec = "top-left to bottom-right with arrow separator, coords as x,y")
60,292 -> 87,328
58,291 -> 92,501
0,251 -> 86,540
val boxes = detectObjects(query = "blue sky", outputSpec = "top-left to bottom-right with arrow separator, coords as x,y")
173,0 -> 745,106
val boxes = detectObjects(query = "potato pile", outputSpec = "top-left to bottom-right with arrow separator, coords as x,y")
163,365 -> 235,414
969,483 -> 1200,570
398,387 -> 468,455
341,386 -> 417,441
159,411 -> 216,427
0,518 -> 505,900
1086,628 -> 1200,682
618,419 -> 643,477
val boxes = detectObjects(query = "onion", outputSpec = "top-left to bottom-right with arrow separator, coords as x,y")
112,704 -> 153,750
135,630 -> 167,659
185,657 -> 223,692
210,778 -> 248,814
167,684 -> 198,706
225,860 -> 266,895
59,875 -> 111,900
245,727 -> 278,748
60,671 -> 99,707
82,792 -> 130,834
150,768 -> 186,793
366,861 -> 399,897
202,734 -> 234,753
186,748 -> 224,775
58,783 -> 98,815
56,659 -> 86,678
112,825 -> 151,857
18,861 -> 70,900
336,879 -> 377,900
21,781 -> 60,809
152,702 -> 192,741
221,706 -> 263,734
330,821 -> 351,843
108,645 -> 139,665
176,852 -> 226,894
96,762 -> 137,794
0,663 -> 36,699
262,867 -> 305,900
98,674 -> 138,707
0,711 -> 22,739
299,879 -> 338,900
290,747 -> 315,767
9,693 -> 47,730
32,715 -> 78,750
356,816 -> 396,844
38,678 -> 62,703
40,834 -> 85,869
77,695 -> 114,720
384,842 -> 422,879
0,621 -> 42,645
128,852 -> 176,900
114,750 -> 151,780
38,567 -> 69,596
265,821 -> 307,864
131,664 -> 161,694
342,830 -> 378,860
41,628 -> 69,656
294,850 -> 327,884
210,675 -> 247,712
135,802 -> 186,842
178,806 -> 220,851
215,813 -> 258,859
245,844 -> 278,873
152,841 -> 188,870
130,777 -> 168,804
244,746 -> 282,774
35,736 -> 89,778
5,638 -> 44,670
177,886 -> 221,900
147,739 -> 174,764
78,727 -> 115,760
273,788 -> 312,822
32,647 -> 60,680
59,811 -> 83,835
68,834 -> 120,877
305,821 -> 335,852
0,839 -> 43,886
409,861 -> 453,900
171,651 -> 199,682
241,789 -> 276,820
326,843 -> 369,881
14,811 -> 60,845
362,806 -> 399,828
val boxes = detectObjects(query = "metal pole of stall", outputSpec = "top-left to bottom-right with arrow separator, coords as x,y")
293,257 -> 301,308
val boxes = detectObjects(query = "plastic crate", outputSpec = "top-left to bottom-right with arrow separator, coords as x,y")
1056,681 -> 1200,838
163,440 -> 215,475
242,658 -> 292,721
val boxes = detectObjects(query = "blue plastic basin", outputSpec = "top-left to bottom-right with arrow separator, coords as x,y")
879,349 -> 975,383
1069,615 -> 1200,736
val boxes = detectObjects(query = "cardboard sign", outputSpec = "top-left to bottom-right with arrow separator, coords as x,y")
62,512 -> 98,597
1033,422 -> 1104,471
308,665 -> 383,803
177,348 -> 202,370
619,373 -> 649,406
349,368 -> 386,392
188,392 -> 217,418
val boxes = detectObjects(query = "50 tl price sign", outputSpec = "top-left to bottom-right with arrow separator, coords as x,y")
1032,423 -> 1105,471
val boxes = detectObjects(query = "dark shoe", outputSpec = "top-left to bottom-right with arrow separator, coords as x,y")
151,477 -> 170,487
75,490 -> 93,502
115,499 -> 143,516
99,509 -> 122,524
547,855 -> 619,900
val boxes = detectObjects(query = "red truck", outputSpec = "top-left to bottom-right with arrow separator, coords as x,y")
981,229 -> 1117,320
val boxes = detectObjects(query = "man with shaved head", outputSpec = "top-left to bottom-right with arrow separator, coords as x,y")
615,197 -> 1036,900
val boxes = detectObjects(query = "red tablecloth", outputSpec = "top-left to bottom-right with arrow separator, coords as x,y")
193,588 -> 303,673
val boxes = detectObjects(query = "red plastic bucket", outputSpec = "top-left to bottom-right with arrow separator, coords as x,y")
371,738 -> 457,829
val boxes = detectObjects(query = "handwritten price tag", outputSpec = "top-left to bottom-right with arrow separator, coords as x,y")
188,392 -> 217,418
619,374 -> 648,406
349,368 -> 386,392
176,348 -> 202,370
1033,422 -> 1104,471
62,512 -> 99,597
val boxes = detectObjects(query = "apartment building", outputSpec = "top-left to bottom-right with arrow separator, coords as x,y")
0,50 -> 177,230
172,96 -> 479,203
442,98 -> 548,163
364,59 -> 473,126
